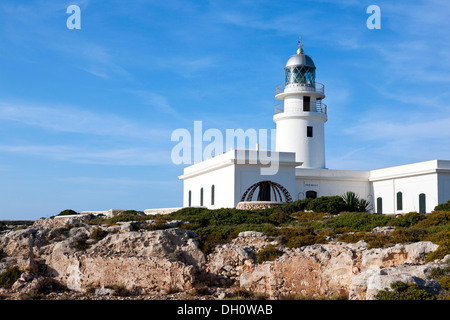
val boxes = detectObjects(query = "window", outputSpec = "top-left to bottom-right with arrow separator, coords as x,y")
284,65 -> 316,86
306,190 -> 317,199
188,191 -> 192,207
419,193 -> 426,214
200,188 -> 204,206
397,192 -> 403,211
211,185 -> 215,205
303,96 -> 311,111
376,197 -> 383,214
307,126 -> 313,137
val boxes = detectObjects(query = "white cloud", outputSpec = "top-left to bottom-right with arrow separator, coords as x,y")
57,176 -> 178,187
0,101 -> 170,139
0,144 -> 172,166
127,90 -> 179,116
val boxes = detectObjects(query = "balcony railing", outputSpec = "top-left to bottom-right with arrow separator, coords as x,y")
274,101 -> 327,115
276,82 -> 325,95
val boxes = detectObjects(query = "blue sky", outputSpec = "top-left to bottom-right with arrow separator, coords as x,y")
0,0 -> 449,219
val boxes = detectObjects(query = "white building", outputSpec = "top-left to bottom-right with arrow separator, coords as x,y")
179,42 -> 450,214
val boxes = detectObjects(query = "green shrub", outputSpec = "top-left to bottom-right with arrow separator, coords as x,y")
391,212 -> 426,228
20,289 -> 44,300
440,276 -> 450,289
337,232 -> 391,248
268,211 -> 292,225
429,266 -> 450,277
257,245 -> 283,263
326,212 -> 394,232
414,211 -> 450,229
268,226 -> 327,248
306,196 -> 348,215
0,266 -> 23,288
434,200 -> 450,212
376,281 -> 436,300
57,209 -> 78,216
279,198 -> 312,214
146,218 -> 170,231
90,227 -> 108,241
425,238 -> 450,262
290,211 -> 327,223
74,238 -> 88,251
390,229 -> 419,243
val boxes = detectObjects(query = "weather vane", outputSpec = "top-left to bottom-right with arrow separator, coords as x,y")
297,34 -> 304,53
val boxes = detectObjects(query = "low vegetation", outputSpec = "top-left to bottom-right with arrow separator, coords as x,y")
257,244 -> 283,263
376,281 -> 436,300
0,266 -> 23,289
159,198 -> 450,260
69,195 -> 450,300
57,209 -> 78,216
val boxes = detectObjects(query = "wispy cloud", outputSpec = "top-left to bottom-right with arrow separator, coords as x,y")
127,90 -> 179,116
0,101 -> 170,139
57,176 -> 178,187
0,144 -> 172,166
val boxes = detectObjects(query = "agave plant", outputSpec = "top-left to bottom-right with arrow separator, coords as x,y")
341,191 -> 360,212
357,198 -> 370,213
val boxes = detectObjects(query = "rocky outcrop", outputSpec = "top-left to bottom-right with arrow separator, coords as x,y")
0,215 -> 448,300
48,252 -> 195,293
237,240 -> 442,299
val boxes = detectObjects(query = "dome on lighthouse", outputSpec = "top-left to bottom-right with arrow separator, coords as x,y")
285,49 -> 315,68
284,44 -> 316,87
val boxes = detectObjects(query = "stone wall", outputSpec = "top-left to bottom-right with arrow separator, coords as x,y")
236,201 -> 284,210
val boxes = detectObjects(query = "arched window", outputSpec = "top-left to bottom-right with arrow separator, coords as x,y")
397,192 -> 403,211
376,197 -> 383,214
200,188 -> 204,206
211,185 -> 215,205
188,191 -> 192,207
306,190 -> 317,199
419,193 -> 426,214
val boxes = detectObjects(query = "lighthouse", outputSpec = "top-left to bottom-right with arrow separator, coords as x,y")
274,38 -> 327,169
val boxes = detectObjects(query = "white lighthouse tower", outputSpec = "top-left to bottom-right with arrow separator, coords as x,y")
274,38 -> 327,169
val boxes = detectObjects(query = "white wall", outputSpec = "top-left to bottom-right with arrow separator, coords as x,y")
438,172 -> 450,205
372,174 -> 438,214
275,116 -> 326,169
183,165 -> 235,209
295,168 -> 372,208
180,149 -> 299,209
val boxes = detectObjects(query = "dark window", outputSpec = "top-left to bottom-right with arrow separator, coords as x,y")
376,197 -> 383,214
307,126 -> 313,137
306,190 -> 317,199
188,191 -> 192,207
397,192 -> 403,211
303,96 -> 311,111
200,188 -> 204,206
419,193 -> 426,214
211,185 -> 215,205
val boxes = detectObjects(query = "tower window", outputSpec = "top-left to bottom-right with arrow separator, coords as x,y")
211,185 -> 215,205
307,126 -> 313,137
397,192 -> 403,211
303,96 -> 311,111
188,191 -> 192,207
200,188 -> 204,206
